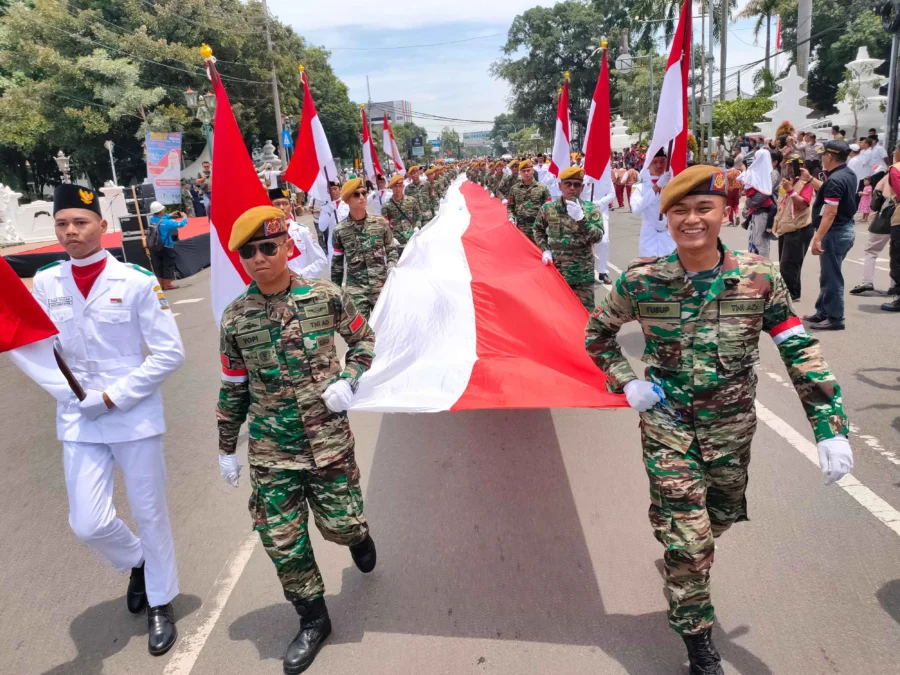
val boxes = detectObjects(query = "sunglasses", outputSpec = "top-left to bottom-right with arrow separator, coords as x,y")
562,180 -> 583,188
238,238 -> 289,259
352,190 -> 368,199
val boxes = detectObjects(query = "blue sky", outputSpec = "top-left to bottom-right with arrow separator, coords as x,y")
269,1 -> 770,140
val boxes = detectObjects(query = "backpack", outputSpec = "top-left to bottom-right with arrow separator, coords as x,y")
145,224 -> 165,253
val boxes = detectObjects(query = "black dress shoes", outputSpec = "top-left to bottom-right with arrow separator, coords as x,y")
284,597 -> 332,674
350,534 -> 377,573
148,603 -> 177,656
127,563 -> 147,614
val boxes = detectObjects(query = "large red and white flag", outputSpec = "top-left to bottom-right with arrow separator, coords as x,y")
582,48 -> 613,199
284,66 -> 338,203
644,0 -> 692,177
205,55 -> 309,323
349,178 -> 626,412
361,105 -> 384,184
547,75 -> 571,178
0,257 -> 71,401
383,114 -> 405,176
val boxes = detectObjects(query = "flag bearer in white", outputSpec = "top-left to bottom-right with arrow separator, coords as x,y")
317,181 -> 349,264
630,148 -> 677,258
366,173 -> 390,215
31,184 -> 185,657
582,176 -> 616,284
269,187 -> 328,280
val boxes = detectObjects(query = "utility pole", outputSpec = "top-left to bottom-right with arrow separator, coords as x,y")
707,0 -> 715,163
720,0 -> 728,102
261,0 -> 286,168
690,42 -> 697,141
797,0 -> 812,77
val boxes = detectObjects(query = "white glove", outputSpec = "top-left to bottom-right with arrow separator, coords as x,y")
501,199 -> 508,205
817,435 -> 853,485
656,170 -> 673,189
565,201 -> 584,221
490,193 -> 495,198
623,380 -> 663,412
78,389 -> 110,420
541,250 -> 553,265
322,379 -> 354,413
508,216 -> 516,224
218,453 -> 241,488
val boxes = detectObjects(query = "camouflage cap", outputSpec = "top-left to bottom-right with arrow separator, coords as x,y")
229,205 -> 288,251
659,165 -> 728,215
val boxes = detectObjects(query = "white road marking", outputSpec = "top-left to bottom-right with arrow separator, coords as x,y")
173,313 -> 181,317
162,534 -> 257,675
173,298 -> 205,305
608,262 -> 622,274
849,422 -> 900,466
756,402 -> 900,538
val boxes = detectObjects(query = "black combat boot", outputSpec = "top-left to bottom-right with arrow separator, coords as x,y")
350,534 -> 377,573
147,603 -> 177,656
127,562 -> 147,614
682,629 -> 724,675
284,596 -> 332,675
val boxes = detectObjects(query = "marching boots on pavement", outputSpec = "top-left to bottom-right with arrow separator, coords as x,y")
683,630 -> 725,675
216,206 -> 378,674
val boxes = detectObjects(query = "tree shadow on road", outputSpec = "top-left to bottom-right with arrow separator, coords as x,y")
229,410 -> 771,674
41,593 -> 201,675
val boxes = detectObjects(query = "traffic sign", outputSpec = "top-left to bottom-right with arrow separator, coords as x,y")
282,129 -> 293,149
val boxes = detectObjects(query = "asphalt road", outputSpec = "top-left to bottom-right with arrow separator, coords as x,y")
1,203 -> 899,675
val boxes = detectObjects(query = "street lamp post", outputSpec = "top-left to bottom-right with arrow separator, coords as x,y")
103,140 -> 118,185
185,87 -> 216,159
614,51 -> 655,125
54,150 -> 71,184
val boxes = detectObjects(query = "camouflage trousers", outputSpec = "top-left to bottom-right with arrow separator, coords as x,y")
346,284 -> 383,321
515,219 -> 538,244
642,433 -> 750,636
569,283 -> 595,312
249,456 -> 369,601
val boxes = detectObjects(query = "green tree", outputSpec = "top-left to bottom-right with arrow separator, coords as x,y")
739,0 -> 781,75
510,126 -> 542,155
489,113 -> 526,155
614,53 -> 667,141
390,121 -> 428,162
712,97 -> 774,145
440,127 -> 460,158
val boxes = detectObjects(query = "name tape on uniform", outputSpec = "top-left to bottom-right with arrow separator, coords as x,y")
48,296 -> 73,308
300,316 -> 335,333
638,302 -> 681,319
719,299 -> 765,316
236,329 -> 273,349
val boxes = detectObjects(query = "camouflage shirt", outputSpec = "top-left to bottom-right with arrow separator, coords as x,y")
507,180 -> 552,230
585,243 -> 849,461
217,274 -> 375,469
405,181 -> 436,218
381,196 -> 421,247
534,199 -> 605,286
331,213 -> 399,292
497,173 -> 519,200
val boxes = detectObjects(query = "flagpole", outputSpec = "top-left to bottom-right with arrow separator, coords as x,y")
261,0 -> 287,168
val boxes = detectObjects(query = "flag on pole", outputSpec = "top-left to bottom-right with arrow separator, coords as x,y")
284,65 -> 339,203
0,256 -> 71,401
361,105 -> 384,184
644,0 -> 692,177
547,74 -> 571,178
582,45 -> 613,198
776,17 -> 782,50
383,114 -> 406,176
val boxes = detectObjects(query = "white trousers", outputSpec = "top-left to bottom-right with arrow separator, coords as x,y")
862,232 -> 891,285
593,210 -> 611,275
63,436 -> 178,606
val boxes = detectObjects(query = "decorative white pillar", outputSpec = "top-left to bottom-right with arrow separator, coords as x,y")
0,183 -> 24,245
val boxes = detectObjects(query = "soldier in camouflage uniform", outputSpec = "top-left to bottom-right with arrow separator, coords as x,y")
332,178 -> 399,319
488,162 -> 503,196
405,165 -> 436,222
381,174 -> 422,255
585,165 -> 853,675
534,166 -> 604,311
217,204 -> 377,675
496,160 -> 520,201
180,180 -> 196,217
507,159 -> 551,243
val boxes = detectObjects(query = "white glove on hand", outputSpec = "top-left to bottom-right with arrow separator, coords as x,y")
817,435 -> 853,485
565,201 -> 585,221
218,453 -> 241,488
501,199 -> 508,205
541,250 -> 553,266
623,380 -> 663,412
508,216 -> 516,224
322,380 -> 354,413
78,389 -> 110,420
490,193 -> 495,198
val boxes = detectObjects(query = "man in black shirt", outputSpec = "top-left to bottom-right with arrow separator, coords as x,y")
800,140 -> 858,330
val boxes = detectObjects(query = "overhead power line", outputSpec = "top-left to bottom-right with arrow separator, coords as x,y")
324,32 -> 507,51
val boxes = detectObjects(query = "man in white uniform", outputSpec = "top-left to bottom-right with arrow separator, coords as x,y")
32,185 -> 185,656
317,181 -> 349,266
630,149 -> 676,258
582,176 -> 615,283
269,187 -> 328,279
366,173 -> 390,216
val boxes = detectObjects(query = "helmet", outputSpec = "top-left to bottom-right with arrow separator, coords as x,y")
149,201 -> 165,214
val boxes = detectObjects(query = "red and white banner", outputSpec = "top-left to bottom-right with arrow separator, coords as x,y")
547,77 -> 571,178
283,67 -> 338,203
361,106 -> 384,185
383,114 -> 406,176
349,178 -> 626,412
1,256 -> 71,401
644,0 -> 692,177
205,58 -> 312,323
582,49 -> 613,199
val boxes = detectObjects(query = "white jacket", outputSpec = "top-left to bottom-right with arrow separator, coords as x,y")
317,199 -> 350,261
32,252 -> 185,443
630,177 -> 676,258
287,219 -> 328,279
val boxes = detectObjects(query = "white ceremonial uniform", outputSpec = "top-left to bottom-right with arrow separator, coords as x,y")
367,189 -> 389,216
582,178 -> 615,276
32,250 -> 184,607
317,198 -> 349,263
287,218 -> 328,279
630,176 -> 676,258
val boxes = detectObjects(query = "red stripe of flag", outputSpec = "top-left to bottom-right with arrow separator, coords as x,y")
0,257 -> 58,353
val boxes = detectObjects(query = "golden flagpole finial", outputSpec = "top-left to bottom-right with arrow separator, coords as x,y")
564,71 -> 570,80
200,43 -> 213,59
298,64 -> 305,73
601,39 -> 608,49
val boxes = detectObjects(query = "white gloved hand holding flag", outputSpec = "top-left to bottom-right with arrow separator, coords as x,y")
565,201 -> 584,221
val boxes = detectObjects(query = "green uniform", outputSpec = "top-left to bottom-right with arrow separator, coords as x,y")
180,184 -> 196,217
585,244 -> 848,636
534,198 -> 604,311
405,181 -> 436,221
497,173 -> 518,200
217,274 -> 376,602
331,213 -> 399,319
507,180 -> 551,243
381,196 -> 421,254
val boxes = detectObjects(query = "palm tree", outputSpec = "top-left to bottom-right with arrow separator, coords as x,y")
740,0 -> 781,76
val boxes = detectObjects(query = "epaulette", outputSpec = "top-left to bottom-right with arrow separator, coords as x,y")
130,263 -> 154,276
37,260 -> 62,272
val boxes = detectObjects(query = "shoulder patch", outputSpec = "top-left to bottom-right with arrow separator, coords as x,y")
130,263 -> 154,276
37,260 -> 62,272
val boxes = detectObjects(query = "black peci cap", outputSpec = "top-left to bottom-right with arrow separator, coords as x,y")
53,184 -> 102,217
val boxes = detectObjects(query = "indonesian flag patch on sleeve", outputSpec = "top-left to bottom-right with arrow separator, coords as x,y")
350,314 -> 365,333
770,316 -> 807,345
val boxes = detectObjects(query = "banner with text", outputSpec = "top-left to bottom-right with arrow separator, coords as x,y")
146,132 -> 184,205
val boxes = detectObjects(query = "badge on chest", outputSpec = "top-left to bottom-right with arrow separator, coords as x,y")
719,298 -> 764,316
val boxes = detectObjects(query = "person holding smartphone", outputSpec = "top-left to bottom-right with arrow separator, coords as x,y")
148,202 -> 187,290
